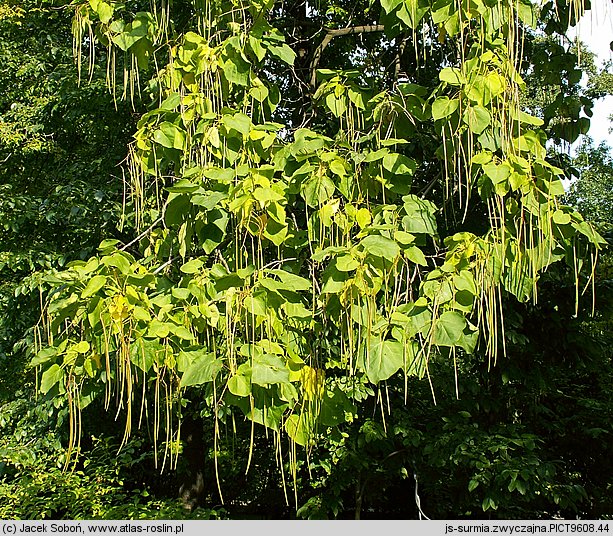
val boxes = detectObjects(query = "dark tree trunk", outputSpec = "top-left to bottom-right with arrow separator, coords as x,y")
177,414 -> 206,510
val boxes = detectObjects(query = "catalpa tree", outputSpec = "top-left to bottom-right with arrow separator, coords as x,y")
33,0 -> 604,492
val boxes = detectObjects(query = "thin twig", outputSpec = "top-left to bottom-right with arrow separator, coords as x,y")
153,256 -> 179,275
120,217 -> 164,252
417,171 -> 443,198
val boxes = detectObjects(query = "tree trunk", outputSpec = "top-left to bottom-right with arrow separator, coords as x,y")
177,414 -> 206,510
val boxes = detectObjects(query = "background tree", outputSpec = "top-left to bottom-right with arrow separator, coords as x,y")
0,1 -> 222,519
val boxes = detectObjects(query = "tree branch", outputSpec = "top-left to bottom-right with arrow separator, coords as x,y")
309,24 -> 386,87
119,216 -> 164,252
153,256 -> 179,275
394,35 -> 409,81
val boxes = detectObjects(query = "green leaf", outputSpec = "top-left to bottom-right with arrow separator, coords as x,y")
553,210 -> 571,225
81,275 -> 107,299
402,195 -> 438,235
572,220 -> 607,246
31,347 -> 58,368
127,273 -> 155,288
160,93 -> 181,111
285,413 -> 311,446
432,96 -> 459,120
516,0 -> 536,27
440,67 -> 466,86
180,351 -> 222,387
356,208 -> 372,229
433,311 -> 467,346
394,230 -> 415,245
364,339 -> 404,384
166,179 -> 199,193
130,337 -> 159,372
264,214 -> 288,247
325,93 -> 347,117
405,246 -> 427,266
279,382 -> 299,403
453,270 -> 477,295
73,341 -> 90,354
112,30 -> 143,52
282,302 -> 312,319
244,294 -> 268,316
336,254 -> 359,272
512,109 -> 544,127
180,259 -> 204,274
482,497 -> 497,511
132,305 -> 152,322
83,357 -> 95,378
347,88 -> 366,109
221,56 -> 250,86
41,364 -> 63,394
381,0 -> 403,12
509,171 -> 529,191
245,387 -> 287,431
431,0 -> 454,23
545,179 -> 565,196
228,366 -> 252,397
221,113 -> 252,136
483,162 -> 511,184
101,253 -> 132,274
191,191 -> 226,210
267,44 -> 296,65
253,186 -> 284,205
164,194 -> 190,227
458,327 -> 478,353
147,320 -> 171,339
153,122 -> 186,150
484,73 -> 505,100
169,324 -> 194,341
364,148 -> 389,162
248,36 -> 267,62
329,159 -> 346,177
96,1 -> 114,24
471,151 -> 493,165
383,153 -> 417,175
464,105 -> 491,134
360,235 -> 400,261
319,387 -> 356,426
267,269 -> 312,291
397,0 -> 429,28
252,354 -> 290,385
404,341 -> 426,376
302,174 -> 336,207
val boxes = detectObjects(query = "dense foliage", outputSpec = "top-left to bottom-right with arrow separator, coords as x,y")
0,0 -> 611,520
